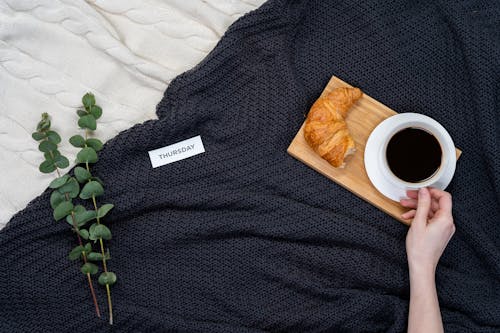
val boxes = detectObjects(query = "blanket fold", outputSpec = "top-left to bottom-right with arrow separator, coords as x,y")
1,0 -> 499,332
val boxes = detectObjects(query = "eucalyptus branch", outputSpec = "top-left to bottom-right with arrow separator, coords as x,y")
32,113 -> 101,318
70,93 -> 116,325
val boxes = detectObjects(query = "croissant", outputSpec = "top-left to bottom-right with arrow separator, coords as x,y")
304,87 -> 363,168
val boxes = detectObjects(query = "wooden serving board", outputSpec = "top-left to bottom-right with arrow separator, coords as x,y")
287,76 -> 461,225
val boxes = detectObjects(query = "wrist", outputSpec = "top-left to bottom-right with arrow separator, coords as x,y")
409,262 -> 436,285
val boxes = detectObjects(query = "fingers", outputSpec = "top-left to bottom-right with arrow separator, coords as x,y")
406,190 -> 419,199
413,187 -> 431,227
401,188 -> 453,225
428,188 -> 453,217
401,209 -> 416,220
400,198 -> 439,212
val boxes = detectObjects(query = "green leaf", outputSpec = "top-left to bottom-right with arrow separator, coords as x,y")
49,175 -> 69,189
76,109 -> 87,117
44,150 -> 60,160
74,209 -> 96,227
39,160 -> 56,173
32,132 -> 46,141
82,93 -> 95,109
78,114 -> 96,130
54,155 -> 69,169
69,135 -> 86,148
69,245 -> 84,260
50,190 -> 65,209
84,242 -> 92,253
81,262 -> 99,275
89,223 -> 98,241
93,224 -> 112,240
80,181 -> 104,200
98,272 -> 117,286
86,138 -> 103,152
76,147 -> 98,164
38,140 -> 57,153
90,176 -> 104,186
87,252 -> 104,261
97,204 -> 114,218
53,201 -> 73,221
73,205 -> 85,215
90,105 -> 102,119
66,205 -> 94,227
78,229 -> 89,240
37,114 -> 51,131
46,130 -> 61,144
66,213 -> 75,226
38,122 -> 50,131
74,166 -> 91,183
57,177 -> 80,198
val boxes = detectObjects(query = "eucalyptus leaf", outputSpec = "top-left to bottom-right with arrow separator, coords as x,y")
84,242 -> 92,253
73,205 -> 86,215
69,135 -> 86,148
77,147 -> 98,164
87,252 -> 104,261
38,140 -> 57,153
97,204 -> 114,218
82,93 -> 95,109
89,223 -> 98,241
81,262 -> 99,275
53,201 -> 73,221
78,114 -> 96,131
57,177 -> 80,198
78,229 -> 89,240
50,190 -> 65,209
39,160 -> 56,173
54,155 -> 69,169
74,166 -> 91,183
90,105 -> 102,119
93,224 -> 111,240
86,138 -> 103,152
66,213 -> 74,226
98,272 -> 117,286
80,181 -> 104,200
66,206 -> 93,227
74,209 -> 97,227
69,245 -> 84,260
46,130 -> 61,144
31,132 -> 46,141
90,176 -> 104,186
37,116 -> 51,131
44,150 -> 60,160
76,109 -> 87,117
49,175 -> 69,189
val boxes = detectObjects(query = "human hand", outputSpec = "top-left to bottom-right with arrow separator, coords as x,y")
400,187 -> 455,275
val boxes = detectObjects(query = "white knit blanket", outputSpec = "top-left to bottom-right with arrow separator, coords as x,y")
0,0 -> 265,227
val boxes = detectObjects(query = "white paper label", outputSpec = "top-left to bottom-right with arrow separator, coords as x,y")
148,135 -> 205,168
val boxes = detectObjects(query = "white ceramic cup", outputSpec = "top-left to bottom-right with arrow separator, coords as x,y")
364,113 -> 457,201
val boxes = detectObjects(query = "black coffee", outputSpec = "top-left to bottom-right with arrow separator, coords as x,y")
386,127 -> 442,183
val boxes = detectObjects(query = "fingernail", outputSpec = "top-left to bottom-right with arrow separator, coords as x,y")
419,188 -> 426,198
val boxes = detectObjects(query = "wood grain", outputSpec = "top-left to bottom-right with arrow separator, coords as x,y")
287,76 -> 462,225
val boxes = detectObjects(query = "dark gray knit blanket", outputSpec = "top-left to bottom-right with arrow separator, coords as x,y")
1,0 -> 499,332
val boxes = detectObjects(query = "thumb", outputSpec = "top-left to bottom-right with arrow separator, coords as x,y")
413,187 -> 431,227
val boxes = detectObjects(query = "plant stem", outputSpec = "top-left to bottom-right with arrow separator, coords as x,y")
84,129 -> 113,325
49,149 -> 101,318
106,284 -> 113,325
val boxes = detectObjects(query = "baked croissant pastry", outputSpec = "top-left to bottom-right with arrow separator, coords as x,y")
304,87 -> 363,168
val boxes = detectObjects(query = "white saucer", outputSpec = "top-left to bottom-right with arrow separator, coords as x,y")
364,113 -> 457,202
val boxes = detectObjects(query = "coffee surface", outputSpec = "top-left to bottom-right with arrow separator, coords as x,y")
386,127 -> 442,183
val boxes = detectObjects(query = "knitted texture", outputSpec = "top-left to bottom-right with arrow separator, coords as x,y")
1,0 -> 499,331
